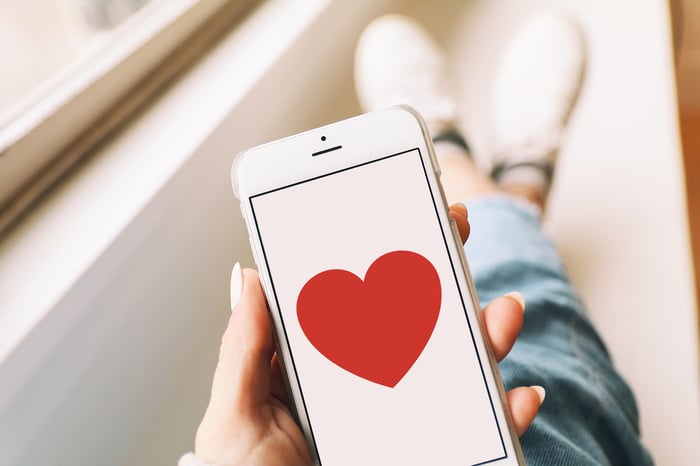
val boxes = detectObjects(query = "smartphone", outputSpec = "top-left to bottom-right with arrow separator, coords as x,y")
232,106 -> 524,465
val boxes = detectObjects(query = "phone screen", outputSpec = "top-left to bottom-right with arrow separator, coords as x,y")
249,148 -> 508,465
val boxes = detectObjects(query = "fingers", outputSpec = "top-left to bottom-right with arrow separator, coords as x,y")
507,386 -> 545,436
482,292 -> 525,361
484,292 -> 541,436
449,203 -> 470,244
270,352 -> 290,404
207,267 -> 274,417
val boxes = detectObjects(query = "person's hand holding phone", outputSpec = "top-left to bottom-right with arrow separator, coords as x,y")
192,205 -> 544,466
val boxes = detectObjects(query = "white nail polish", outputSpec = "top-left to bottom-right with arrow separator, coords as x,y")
505,291 -> 526,312
230,262 -> 242,312
530,385 -> 546,405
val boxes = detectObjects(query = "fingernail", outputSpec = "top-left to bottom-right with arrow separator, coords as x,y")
454,202 -> 467,215
504,291 -> 526,312
230,262 -> 243,312
530,385 -> 546,405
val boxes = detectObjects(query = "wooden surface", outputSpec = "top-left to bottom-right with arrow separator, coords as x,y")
681,112 -> 700,337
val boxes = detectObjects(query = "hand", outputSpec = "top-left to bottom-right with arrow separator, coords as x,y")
194,204 -> 543,466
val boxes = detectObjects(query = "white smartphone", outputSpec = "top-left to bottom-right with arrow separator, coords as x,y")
231,106 -> 524,466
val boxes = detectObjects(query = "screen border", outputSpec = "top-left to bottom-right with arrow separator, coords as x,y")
248,147 -> 508,465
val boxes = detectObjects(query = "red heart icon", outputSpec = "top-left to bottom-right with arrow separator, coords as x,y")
296,250 -> 441,388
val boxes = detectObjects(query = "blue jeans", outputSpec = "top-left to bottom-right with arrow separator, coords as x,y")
465,197 -> 654,465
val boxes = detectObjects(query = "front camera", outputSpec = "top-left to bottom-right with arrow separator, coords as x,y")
321,136 -> 327,141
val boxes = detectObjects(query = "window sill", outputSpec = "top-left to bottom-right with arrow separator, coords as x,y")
0,0 -> 340,408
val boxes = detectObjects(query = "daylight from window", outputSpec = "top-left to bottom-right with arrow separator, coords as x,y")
0,0 -> 161,129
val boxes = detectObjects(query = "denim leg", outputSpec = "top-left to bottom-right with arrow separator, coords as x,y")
464,196 -> 654,466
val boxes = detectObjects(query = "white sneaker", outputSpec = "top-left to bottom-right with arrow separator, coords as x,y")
354,14 -> 458,137
491,12 -> 586,195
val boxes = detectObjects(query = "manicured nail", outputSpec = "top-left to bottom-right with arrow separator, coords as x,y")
504,291 -> 526,312
230,262 -> 242,312
530,385 -> 546,405
453,202 -> 467,216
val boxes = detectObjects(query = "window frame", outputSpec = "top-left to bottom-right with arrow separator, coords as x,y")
0,0 -> 256,234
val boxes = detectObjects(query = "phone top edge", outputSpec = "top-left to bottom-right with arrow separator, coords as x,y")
231,106 -> 430,200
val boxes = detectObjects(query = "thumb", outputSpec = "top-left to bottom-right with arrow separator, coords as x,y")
207,264 -> 274,418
